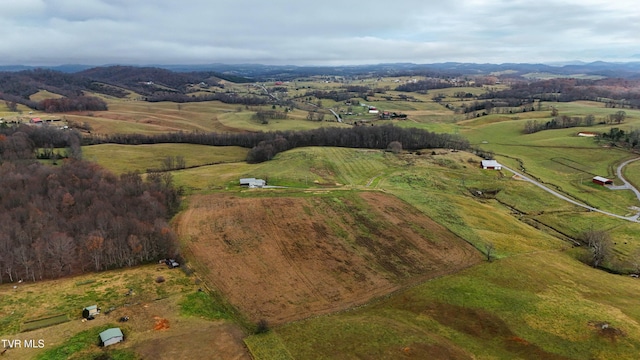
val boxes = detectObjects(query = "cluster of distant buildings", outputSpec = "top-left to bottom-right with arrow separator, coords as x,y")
0,117 -> 65,127
28,117 -> 63,125
480,160 -> 615,187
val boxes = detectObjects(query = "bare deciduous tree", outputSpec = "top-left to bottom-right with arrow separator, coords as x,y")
585,114 -> 596,126
5,101 -> 18,112
581,229 -> 612,268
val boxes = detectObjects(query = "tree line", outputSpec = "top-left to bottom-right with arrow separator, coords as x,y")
145,91 -> 270,105
0,130 -> 180,283
524,114 -> 596,134
480,78 -> 640,108
84,125 -> 468,164
395,79 -> 458,93
523,110 -> 625,134
253,109 -> 288,124
0,125 -> 83,160
0,92 -> 108,114
245,125 -> 468,162
39,96 -> 108,112
457,99 -> 535,115
598,127 -> 640,149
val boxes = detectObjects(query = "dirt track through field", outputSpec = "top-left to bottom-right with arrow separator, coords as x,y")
176,191 -> 482,324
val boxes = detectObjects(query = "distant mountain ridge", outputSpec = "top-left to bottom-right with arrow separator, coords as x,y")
1,62 -> 640,111
2,61 -> 640,79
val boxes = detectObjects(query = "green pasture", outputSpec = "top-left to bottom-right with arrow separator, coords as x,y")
405,92 -> 435,103
179,291 -> 233,321
623,160 -> 640,190
313,99 -> 343,109
29,90 -> 65,101
380,170 -> 567,256
253,251 -> 640,359
458,112 -> 550,129
506,147 -> 637,216
534,211 -> 640,263
82,144 -> 249,175
170,147 -> 395,192
551,101 -> 640,121
392,119 -> 461,133
217,110 -> 346,132
461,113 -> 640,215
170,162 -> 255,192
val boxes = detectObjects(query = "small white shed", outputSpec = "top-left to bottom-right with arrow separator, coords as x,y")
82,305 -> 99,319
99,328 -> 124,347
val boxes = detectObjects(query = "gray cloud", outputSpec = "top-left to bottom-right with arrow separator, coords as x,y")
0,0 -> 638,65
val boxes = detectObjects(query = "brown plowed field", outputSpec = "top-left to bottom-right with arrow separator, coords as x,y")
176,191 -> 481,324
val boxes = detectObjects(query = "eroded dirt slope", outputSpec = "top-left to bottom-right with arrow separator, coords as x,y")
176,191 -> 481,324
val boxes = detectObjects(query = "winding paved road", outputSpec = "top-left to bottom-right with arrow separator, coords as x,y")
613,157 -> 640,201
329,109 -> 342,123
501,165 -> 640,222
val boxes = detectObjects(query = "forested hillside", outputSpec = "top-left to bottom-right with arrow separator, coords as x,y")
0,128 -> 180,283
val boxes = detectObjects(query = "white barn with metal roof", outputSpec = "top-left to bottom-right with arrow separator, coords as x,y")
239,178 -> 266,188
481,160 -> 502,170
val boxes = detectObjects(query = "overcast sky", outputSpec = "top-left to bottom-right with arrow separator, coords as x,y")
1,0 -> 639,66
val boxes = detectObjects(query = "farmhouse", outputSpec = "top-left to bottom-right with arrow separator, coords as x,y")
368,107 -> 379,114
30,117 -> 42,124
240,178 -> 266,188
82,305 -> 99,319
481,160 -> 502,170
592,176 -> 613,186
99,328 -> 124,347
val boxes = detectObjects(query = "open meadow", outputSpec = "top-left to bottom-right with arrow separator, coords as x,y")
82,143 -> 249,175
